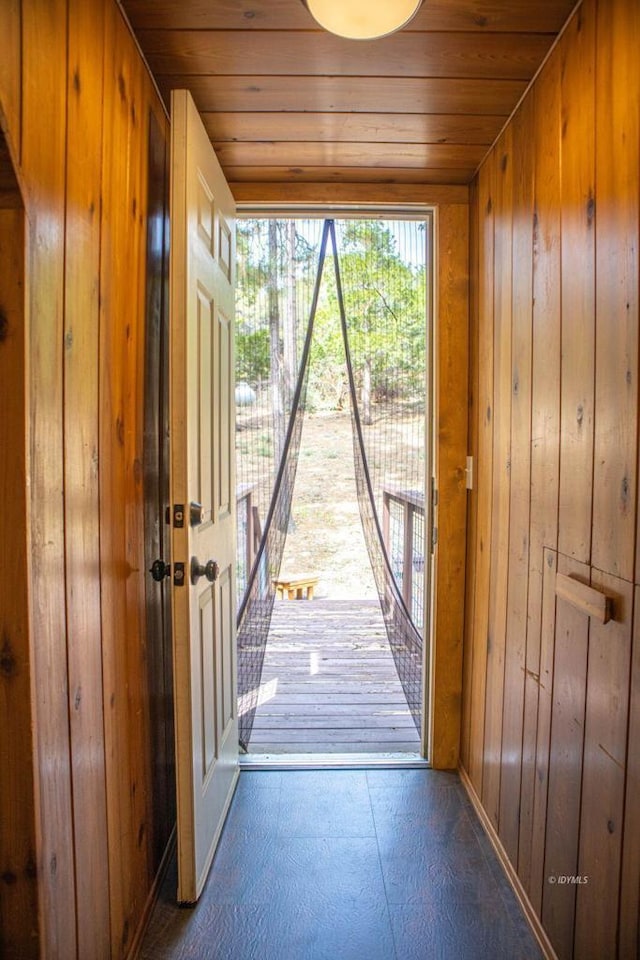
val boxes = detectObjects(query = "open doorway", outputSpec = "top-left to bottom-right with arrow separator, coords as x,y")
234,212 -> 433,760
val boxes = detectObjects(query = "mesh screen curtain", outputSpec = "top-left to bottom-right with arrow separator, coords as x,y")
235,218 -> 427,748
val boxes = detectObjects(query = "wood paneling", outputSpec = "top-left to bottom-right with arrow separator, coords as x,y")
557,0 -> 595,564
64,0 -> 110,953
122,0 -> 575,186
124,0 -> 578,33
524,48 -> 562,913
592,0 -> 639,582
229,167 -> 472,186
213,141 -> 486,173
204,112 -> 501,146
0,2 -> 174,957
157,76 -> 529,117
575,571 -> 633,959
620,586 -> 640,956
0,0 -> 21,162
497,92 -> 534,866
99,5 -> 160,954
0,195 -> 38,957
231,183 -> 469,206
22,2 -> 77,955
136,30 -> 554,81
481,123 -> 512,829
431,203 -> 469,769
460,178 -> 479,776
467,153 -> 495,790
462,1 -> 640,957
542,554 -> 590,960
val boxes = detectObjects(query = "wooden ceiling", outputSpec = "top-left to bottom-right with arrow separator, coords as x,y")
121,0 -> 577,189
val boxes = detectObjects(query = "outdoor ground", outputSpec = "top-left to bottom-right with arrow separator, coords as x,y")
236,405 -> 425,600
281,411 -> 377,599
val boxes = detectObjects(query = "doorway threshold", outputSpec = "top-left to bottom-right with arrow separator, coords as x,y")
239,752 -> 430,771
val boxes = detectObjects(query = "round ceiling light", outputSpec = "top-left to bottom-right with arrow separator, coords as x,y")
304,0 -> 422,40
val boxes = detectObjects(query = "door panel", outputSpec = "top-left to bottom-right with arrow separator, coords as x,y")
170,88 -> 238,904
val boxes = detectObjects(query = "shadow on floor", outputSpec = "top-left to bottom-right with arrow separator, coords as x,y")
139,769 -> 542,960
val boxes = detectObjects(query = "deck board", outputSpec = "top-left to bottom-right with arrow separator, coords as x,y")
246,598 -> 421,754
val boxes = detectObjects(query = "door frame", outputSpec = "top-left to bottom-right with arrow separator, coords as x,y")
234,202 -> 453,764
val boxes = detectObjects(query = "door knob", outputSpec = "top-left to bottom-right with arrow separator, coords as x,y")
150,559 -> 171,582
190,501 -> 205,526
190,557 -> 219,585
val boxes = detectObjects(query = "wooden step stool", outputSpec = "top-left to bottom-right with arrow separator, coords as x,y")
272,574 -> 319,600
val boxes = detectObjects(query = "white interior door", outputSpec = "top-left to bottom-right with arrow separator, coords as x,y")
170,88 -> 238,904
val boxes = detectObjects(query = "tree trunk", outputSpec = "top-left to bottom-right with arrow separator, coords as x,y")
283,219 -> 298,411
362,355 -> 372,425
268,220 -> 287,530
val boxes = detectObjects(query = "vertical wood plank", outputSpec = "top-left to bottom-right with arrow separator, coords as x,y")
0,204 -> 39,959
100,4 -> 141,954
542,554 -> 590,960
124,39 -> 156,922
481,123 -> 512,827
575,570 -> 633,959
468,154 -> 495,791
593,0 -> 639,582
0,0 -> 21,163
518,48 -> 562,905
461,180 -> 479,773
100,8 -> 168,954
620,585 -> 640,957
432,203 -> 468,769
498,92 -> 534,865
557,0 -> 596,565
528,545 -> 558,915
63,0 -> 111,955
21,2 -> 77,956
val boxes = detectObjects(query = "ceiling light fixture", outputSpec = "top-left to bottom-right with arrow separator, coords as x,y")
303,0 -> 423,40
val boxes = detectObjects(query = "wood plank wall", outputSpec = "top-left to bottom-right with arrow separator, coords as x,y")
0,129 -> 38,959
462,0 -> 640,956
0,2 -> 174,957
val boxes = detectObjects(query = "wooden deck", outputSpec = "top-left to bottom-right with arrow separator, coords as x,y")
247,598 -> 421,755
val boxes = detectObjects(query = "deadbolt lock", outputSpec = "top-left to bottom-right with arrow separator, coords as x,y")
149,559 -> 170,582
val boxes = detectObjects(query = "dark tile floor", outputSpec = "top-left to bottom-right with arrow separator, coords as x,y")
139,769 -> 543,960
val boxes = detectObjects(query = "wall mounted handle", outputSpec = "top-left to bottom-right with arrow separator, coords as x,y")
555,572 -> 612,623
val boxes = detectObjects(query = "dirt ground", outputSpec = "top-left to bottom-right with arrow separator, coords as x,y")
280,411 -> 378,599
236,401 -> 425,600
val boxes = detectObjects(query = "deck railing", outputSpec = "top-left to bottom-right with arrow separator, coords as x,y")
382,485 -> 425,634
236,483 -> 261,607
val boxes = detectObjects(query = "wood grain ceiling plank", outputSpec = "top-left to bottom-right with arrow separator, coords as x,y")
213,140 -> 485,169
227,166 -> 473,184
123,0 -> 575,34
156,75 -> 527,115
137,30 -> 554,81
230,181 -> 469,204
203,111 -> 502,145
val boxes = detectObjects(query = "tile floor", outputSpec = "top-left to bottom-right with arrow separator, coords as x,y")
139,769 -> 543,960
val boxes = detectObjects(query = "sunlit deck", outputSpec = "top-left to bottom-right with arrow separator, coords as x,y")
247,598 -> 421,755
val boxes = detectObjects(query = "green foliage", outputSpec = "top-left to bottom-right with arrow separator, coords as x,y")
236,328 -> 270,383
235,217 -> 427,408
